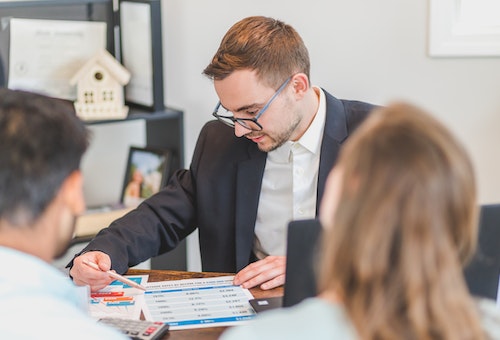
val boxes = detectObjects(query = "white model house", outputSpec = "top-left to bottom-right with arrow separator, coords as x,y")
70,49 -> 131,120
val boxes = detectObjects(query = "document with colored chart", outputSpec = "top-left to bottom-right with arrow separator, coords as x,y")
142,276 -> 256,330
88,275 -> 148,320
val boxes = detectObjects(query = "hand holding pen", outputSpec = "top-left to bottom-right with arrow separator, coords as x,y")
70,250 -> 143,292
82,259 -> 146,291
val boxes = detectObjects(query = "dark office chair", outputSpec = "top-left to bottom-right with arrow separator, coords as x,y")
464,204 -> 500,300
282,219 -> 323,308
249,219 -> 322,313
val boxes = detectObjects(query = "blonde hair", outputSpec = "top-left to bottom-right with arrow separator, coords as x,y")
319,103 -> 484,339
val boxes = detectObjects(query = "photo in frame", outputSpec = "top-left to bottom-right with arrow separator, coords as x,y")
120,146 -> 174,207
119,0 -> 164,111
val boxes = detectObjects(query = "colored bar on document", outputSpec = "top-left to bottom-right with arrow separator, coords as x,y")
106,300 -> 136,306
104,296 -> 134,302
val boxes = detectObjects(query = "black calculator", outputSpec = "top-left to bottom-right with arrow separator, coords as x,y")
98,317 -> 169,340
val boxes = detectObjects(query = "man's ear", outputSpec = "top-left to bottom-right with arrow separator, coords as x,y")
60,170 -> 85,216
290,73 -> 309,97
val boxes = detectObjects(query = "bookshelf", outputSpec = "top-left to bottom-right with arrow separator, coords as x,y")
81,105 -> 187,271
0,0 -> 187,271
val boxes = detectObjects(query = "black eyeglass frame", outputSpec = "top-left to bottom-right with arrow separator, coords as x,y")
212,76 -> 292,131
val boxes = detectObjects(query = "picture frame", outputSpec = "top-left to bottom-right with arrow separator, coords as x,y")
0,0 -> 114,97
429,0 -> 500,57
120,146 -> 174,207
119,0 -> 164,111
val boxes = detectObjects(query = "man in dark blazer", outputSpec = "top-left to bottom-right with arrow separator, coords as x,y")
69,16 -> 375,292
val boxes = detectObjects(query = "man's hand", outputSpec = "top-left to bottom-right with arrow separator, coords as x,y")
233,255 -> 286,290
70,251 -> 115,292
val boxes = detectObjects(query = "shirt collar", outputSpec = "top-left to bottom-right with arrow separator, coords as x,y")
268,86 -> 326,162
294,86 -> 326,155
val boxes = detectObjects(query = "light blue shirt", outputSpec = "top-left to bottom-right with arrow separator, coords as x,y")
220,297 -> 357,340
221,296 -> 500,340
0,246 -> 127,339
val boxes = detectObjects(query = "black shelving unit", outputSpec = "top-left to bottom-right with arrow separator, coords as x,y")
90,106 -> 187,271
86,106 -> 185,171
73,106 -> 187,271
0,0 -> 187,271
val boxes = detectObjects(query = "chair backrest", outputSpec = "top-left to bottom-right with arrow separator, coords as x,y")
283,219 -> 322,307
282,205 -> 500,309
464,204 -> 500,300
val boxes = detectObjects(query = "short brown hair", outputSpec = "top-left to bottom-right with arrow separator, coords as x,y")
203,16 -> 310,88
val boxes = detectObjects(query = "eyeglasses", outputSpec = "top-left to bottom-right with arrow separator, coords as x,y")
212,76 -> 292,131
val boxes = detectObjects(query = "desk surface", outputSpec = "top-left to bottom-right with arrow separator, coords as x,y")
126,269 -> 284,340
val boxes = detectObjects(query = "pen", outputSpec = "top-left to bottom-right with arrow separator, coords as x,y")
82,260 -> 147,291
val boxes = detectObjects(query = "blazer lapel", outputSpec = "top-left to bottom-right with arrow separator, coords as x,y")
317,91 -> 348,213
234,144 -> 267,271
233,91 -> 350,268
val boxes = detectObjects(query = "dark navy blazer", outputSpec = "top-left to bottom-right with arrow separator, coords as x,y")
79,91 -> 375,274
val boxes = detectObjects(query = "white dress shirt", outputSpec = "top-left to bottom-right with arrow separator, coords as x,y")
253,87 -> 326,259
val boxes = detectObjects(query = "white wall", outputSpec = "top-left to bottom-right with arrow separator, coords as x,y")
162,0 -> 500,202
159,0 -> 500,270
10,0 -> 497,271
25,0 -> 497,271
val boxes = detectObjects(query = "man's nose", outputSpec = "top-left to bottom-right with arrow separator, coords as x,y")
234,123 -> 251,138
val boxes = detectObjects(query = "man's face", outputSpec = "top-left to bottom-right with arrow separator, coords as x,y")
53,215 -> 77,260
214,70 -> 302,152
53,172 -> 85,260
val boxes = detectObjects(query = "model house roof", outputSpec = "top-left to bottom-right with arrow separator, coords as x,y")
70,49 -> 130,86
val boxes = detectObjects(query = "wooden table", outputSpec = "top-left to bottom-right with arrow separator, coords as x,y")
127,269 -> 284,340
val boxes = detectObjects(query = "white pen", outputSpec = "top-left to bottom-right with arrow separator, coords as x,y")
82,260 -> 147,291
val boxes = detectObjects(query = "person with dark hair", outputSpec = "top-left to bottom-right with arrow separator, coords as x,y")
69,16 -> 375,292
0,88 -> 126,339
221,102 -> 500,340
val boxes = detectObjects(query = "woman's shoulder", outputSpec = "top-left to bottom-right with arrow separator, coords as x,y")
220,298 -> 356,340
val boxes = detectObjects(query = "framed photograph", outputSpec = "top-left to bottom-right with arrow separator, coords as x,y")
119,0 -> 164,111
120,146 -> 174,207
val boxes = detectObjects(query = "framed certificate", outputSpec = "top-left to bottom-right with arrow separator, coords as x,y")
0,0 -> 114,97
119,0 -> 164,111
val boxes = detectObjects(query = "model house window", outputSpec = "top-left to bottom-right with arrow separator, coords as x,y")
84,91 -> 94,104
102,90 -> 114,101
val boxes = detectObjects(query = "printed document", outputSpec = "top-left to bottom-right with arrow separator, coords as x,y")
143,276 -> 256,330
88,275 -> 148,320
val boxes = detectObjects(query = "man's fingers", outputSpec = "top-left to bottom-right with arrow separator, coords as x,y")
234,256 -> 286,289
260,274 -> 285,290
70,251 -> 114,291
